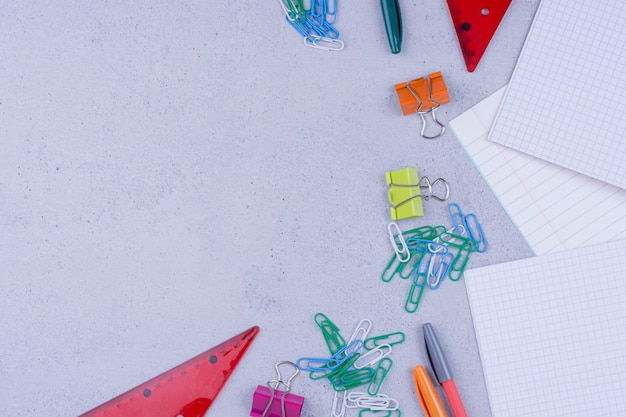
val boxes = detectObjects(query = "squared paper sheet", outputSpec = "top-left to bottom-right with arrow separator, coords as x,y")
449,87 -> 626,256
464,239 -> 626,417
488,0 -> 626,189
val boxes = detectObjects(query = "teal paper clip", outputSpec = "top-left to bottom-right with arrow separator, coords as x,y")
397,248 -> 425,280
363,332 -> 405,350
448,244 -> 473,281
438,230 -> 477,250
406,238 -> 448,253
315,313 -> 346,354
402,225 -> 434,240
321,351 -> 361,381
382,254 -> 405,282
330,367 -> 375,391
359,409 -> 401,417
405,272 -> 427,313
368,357 -> 393,396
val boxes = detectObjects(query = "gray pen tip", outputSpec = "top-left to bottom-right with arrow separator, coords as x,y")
423,323 -> 454,383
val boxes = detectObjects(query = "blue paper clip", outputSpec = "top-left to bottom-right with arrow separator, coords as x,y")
325,0 -> 337,24
331,339 -> 363,363
296,356 -> 340,372
465,213 -> 488,252
447,203 -> 466,235
279,0 -> 342,51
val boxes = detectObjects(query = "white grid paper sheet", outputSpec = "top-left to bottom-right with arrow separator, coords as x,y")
464,239 -> 626,417
449,88 -> 626,256
489,0 -> 626,189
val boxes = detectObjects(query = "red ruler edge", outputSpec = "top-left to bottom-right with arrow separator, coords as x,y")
78,326 -> 260,417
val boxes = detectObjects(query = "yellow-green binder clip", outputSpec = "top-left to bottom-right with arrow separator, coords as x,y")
386,167 -> 423,220
386,167 -> 450,220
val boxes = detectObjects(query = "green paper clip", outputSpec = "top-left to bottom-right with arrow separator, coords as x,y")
315,313 -> 346,354
368,357 -> 393,396
405,272 -> 427,313
330,367 -> 375,391
448,243 -> 473,281
363,332 -> 406,350
359,409 -> 401,417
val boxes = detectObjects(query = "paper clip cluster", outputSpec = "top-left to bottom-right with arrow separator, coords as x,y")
383,203 -> 488,313
296,314 -> 404,417
277,0 -> 344,51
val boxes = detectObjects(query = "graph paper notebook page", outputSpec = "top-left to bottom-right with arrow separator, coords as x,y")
449,87 -> 626,256
464,239 -> 626,417
488,0 -> 626,189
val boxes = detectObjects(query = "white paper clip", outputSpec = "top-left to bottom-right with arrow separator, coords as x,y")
344,392 -> 399,411
303,35 -> 345,51
388,222 -> 410,263
331,390 -> 347,417
353,344 -> 392,369
346,319 -> 372,354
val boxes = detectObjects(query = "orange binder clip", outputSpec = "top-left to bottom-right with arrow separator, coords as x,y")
394,72 -> 450,139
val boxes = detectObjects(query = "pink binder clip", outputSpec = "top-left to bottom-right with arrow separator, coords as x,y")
250,361 -> 305,417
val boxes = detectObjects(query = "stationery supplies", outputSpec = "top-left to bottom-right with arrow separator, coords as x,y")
278,0 -> 344,51
464,239 -> 626,417
380,0 -> 402,53
382,205 -> 487,313
423,324 -> 467,417
449,87 -> 626,255
251,361 -> 305,417
413,366 -> 448,417
298,314 -> 404,415
489,0 -> 626,189
395,72 -> 450,139
445,0 -> 512,72
386,167 -> 450,220
79,326 -> 260,417
344,392 -> 399,411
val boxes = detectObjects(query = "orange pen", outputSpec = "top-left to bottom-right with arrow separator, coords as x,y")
413,365 -> 448,417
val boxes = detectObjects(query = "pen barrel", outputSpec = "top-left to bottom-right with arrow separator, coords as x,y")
441,380 -> 468,417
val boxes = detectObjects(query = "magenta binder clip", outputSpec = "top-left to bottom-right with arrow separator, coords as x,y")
250,361 -> 305,417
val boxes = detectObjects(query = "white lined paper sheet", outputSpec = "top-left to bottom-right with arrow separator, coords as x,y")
449,87 -> 626,256
464,239 -> 626,417
488,0 -> 626,189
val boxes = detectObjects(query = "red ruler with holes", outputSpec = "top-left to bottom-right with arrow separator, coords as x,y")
446,0 -> 512,72
78,326 -> 260,417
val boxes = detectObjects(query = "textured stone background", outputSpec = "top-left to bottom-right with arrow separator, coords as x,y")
0,1 -> 539,416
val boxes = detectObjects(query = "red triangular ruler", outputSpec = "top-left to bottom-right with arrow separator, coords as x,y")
79,326 -> 260,417
446,0 -> 512,72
